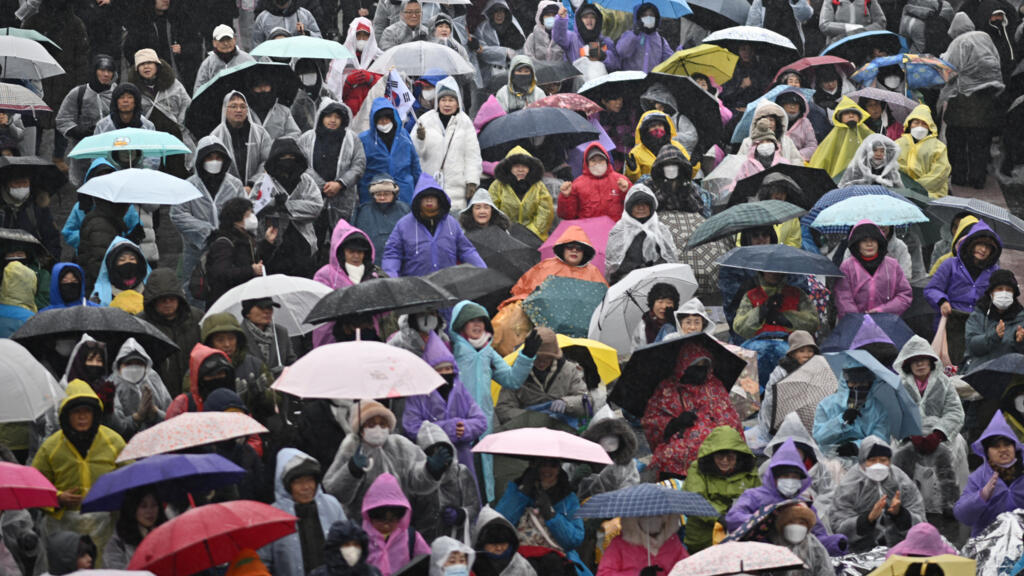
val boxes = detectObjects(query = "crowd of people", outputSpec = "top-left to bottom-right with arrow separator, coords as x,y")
3,0 -> 1024,574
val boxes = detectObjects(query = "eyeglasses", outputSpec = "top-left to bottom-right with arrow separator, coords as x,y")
403,9 -> 421,14
226,104 -> 248,111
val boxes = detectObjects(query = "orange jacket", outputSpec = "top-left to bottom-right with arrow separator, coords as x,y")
502,225 -> 607,307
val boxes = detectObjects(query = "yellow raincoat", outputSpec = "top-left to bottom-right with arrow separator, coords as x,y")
929,215 -> 978,275
0,261 -> 37,312
808,96 -> 874,177
488,146 -> 555,240
897,104 -> 951,199
625,110 -> 692,182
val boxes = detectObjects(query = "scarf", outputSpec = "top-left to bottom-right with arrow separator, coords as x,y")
295,501 -> 326,573
511,178 -> 531,200
345,262 -> 365,284
439,111 -> 454,129
915,376 -> 928,395
642,310 -> 667,343
244,318 -> 276,366
313,127 -> 344,182
994,460 -> 1022,485
216,48 -> 237,63
857,251 -> 882,275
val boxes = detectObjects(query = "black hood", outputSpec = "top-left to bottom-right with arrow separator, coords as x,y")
196,139 -> 234,177
265,137 -> 309,176
322,520 -> 376,575
109,83 -> 144,128
575,3 -> 604,42
316,101 -> 351,134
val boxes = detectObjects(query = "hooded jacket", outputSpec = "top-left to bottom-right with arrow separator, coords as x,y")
378,0 -> 429,51
164,344 -> 233,418
210,91 -> 274,186
763,412 -> 838,526
412,78 -> 483,212
63,159 -> 141,255
94,83 -> 157,133
834,220 -> 913,317
472,0 -> 528,89
736,99 -> 805,166
551,7 -> 619,72
109,338 -> 173,440
488,146 -> 554,240
504,225 -> 607,305
578,409 -> 640,499
954,411 -> 1024,535
360,473 -> 431,576
297,100 -> 366,227
257,137 -> 325,268
559,143 -> 627,221
626,110 -> 691,182
410,422 -> 481,543
812,359 -> 891,451
56,76 -> 117,186
429,537 -> 476,576
777,88 -> 818,161
343,17 -> 383,71
460,189 -> 512,231
43,262 -> 99,311
925,219 -> 1002,313
358,98 -> 422,205
809,97 -> 875,177
0,260 -> 36,337
894,336 -> 964,439
900,0 -> 955,52
524,1 -> 566,62
314,220 -> 380,290
733,274 -> 819,339
839,134 -> 903,188
746,0 -> 814,52
137,267 -> 203,396
194,47 -> 255,93
615,3 -> 673,72
896,105 -> 951,199
90,237 -> 150,307
472,507 -> 536,576
599,514 -> 687,576
253,0 -> 322,44
605,183 -> 678,282
819,0 -> 887,44
965,270 -> 1024,368
309,520 -> 381,576
495,55 -> 548,113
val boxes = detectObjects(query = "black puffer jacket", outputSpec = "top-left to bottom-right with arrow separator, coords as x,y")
136,268 -> 203,396
310,520 -> 381,576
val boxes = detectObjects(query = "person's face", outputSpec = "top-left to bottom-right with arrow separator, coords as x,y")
492,9 -> 506,24
510,164 -> 529,181
402,1 -> 422,26
863,99 -> 883,119
738,44 -> 754,62
344,248 -> 366,266
513,68 -> 532,86
444,552 -> 468,567
154,295 -> 179,319
420,196 -> 439,212
472,203 -> 492,226
847,377 -> 871,390
136,493 -> 160,529
77,554 -> 93,571
483,542 -> 509,555
137,62 -> 158,79
713,451 -> 737,475
252,83 -> 272,95
116,252 -> 139,267
536,460 -> 560,484
651,297 -> 673,321
678,315 -> 704,335
871,47 -> 890,59
61,271 -> 78,285
214,36 -> 236,53
117,93 -> 136,113
70,405 -> 94,432
973,241 -> 993,263
762,272 -> 783,286
749,230 -> 771,245
791,345 -> 815,365
290,475 -> 318,505
651,102 -> 666,112
210,332 -> 238,357
785,75 -> 801,87
768,189 -> 787,202
5,176 -> 29,190
462,318 -> 486,339
434,21 -> 451,38
376,115 -> 394,131
694,77 -> 709,90
96,67 -> 114,85
859,238 -> 878,258
85,353 -> 104,368
322,112 -> 343,130
603,96 -> 623,113
588,156 -> 608,175
438,95 -> 459,115
581,12 -> 597,30
781,102 -> 800,117
372,186 -> 396,204
154,0 -> 169,9
226,96 -> 248,124
840,111 -> 860,124
533,355 -> 553,371
630,202 -> 651,220
246,304 -> 274,328
369,509 -> 403,536
821,78 -> 838,92
864,455 -> 890,467
562,244 -> 585,265
909,119 -> 928,131
909,357 -> 932,380
987,437 -> 1017,467
872,146 -> 886,162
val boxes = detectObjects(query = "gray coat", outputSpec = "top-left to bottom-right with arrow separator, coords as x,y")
194,50 -> 255,93
894,336 -> 964,439
55,82 -> 115,185
379,20 -> 430,51
762,411 -> 839,526
495,358 -> 588,425
210,91 -> 274,185
259,102 -> 302,141
471,507 -> 538,576
253,6 -> 322,44
296,99 -> 366,227
900,0 -> 954,52
964,300 -> 1024,370
110,338 -> 174,441
101,533 -> 135,570
411,422 -> 481,543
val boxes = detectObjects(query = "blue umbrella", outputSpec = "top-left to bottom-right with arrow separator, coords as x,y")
575,483 -> 718,518
824,349 -> 921,438
81,454 -> 246,512
593,0 -> 692,17
68,128 -> 190,159
820,313 -> 914,353
729,85 -> 817,143
820,30 -> 907,63
522,276 -> 607,338
811,195 -> 929,232
850,53 -> 956,90
716,245 -> 844,277
961,354 -> 1024,400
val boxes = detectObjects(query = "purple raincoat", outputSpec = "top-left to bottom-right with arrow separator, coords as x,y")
551,11 -> 619,70
925,220 -> 1002,313
312,220 -> 381,347
953,411 -> 1024,536
614,4 -> 674,72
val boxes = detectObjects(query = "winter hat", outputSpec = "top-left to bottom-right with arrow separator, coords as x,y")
988,269 -> 1021,298
451,301 -> 490,334
586,146 -> 608,162
241,297 -> 280,316
865,442 -> 892,460
369,174 -> 398,194
134,48 -> 160,68
201,312 -> 248,347
775,502 -> 816,530
749,117 -> 778,145
204,388 -> 247,412
534,326 -> 562,359
350,399 -> 397,432
786,330 -> 818,355
646,282 -> 680,310
281,454 -> 322,489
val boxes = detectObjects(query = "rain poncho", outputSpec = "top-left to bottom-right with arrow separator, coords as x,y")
578,408 -> 640,499
762,413 -> 839,526
42,262 -> 98,312
488,146 -> 554,241
736,100 -> 805,165
56,79 -> 116,186
812,359 -> 892,452
253,0 -> 321,44
309,520 -> 380,576
125,59 -> 191,134
838,134 -> 903,188
256,137 -> 326,264
833,220 -> 913,317
615,4 -> 674,72
900,0 -> 955,52
89,237 -> 150,307
472,0 -> 527,89
139,268 -> 203,397
829,436 -> 926,551
638,85 -> 700,156
360,473 -> 431,576
504,225 -> 607,305
410,422 -> 481,543
495,55 -> 547,113
524,1 -> 566,63
733,275 -> 820,340
625,110 -> 691,182
551,5 -> 619,72
818,0 -> 888,44
342,17 -> 383,71
605,183 -> 678,283
357,98 -> 422,205
429,537 -> 476,576
313,220 -> 380,290
0,261 -> 36,337
297,100 -> 366,227
471,506 -> 536,576
924,219 -> 1002,313
896,105 -> 951,199
193,47 -> 255,93
598,514 -> 687,576
411,78 -> 483,212
378,3 -> 429,51
809,97 -> 874,177
557,143 -> 627,221
954,411 -> 1024,536
460,189 -> 512,231
210,91 -> 274,186
929,214 -> 976,275
109,338 -> 172,441
937,30 -> 1004,111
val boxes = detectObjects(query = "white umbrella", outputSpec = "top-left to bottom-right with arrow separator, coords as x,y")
369,41 -> 475,76
77,169 -> 201,205
0,36 -> 65,80
0,339 -> 61,423
588,263 -> 698,359
203,274 -> 333,337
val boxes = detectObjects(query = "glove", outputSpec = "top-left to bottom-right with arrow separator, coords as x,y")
521,328 -> 543,358
518,466 -> 539,498
550,399 -> 567,413
909,435 -> 925,452
69,124 -> 95,140
467,37 -> 480,52
663,411 -> 697,441
765,310 -> 792,328
836,442 -> 858,457
766,293 -> 784,310
426,444 -> 454,479
639,567 -> 664,576
842,408 -> 860,425
348,445 -> 370,477
758,303 -> 771,321
625,153 -> 638,172
126,223 -> 146,244
918,430 -> 945,455
534,489 -> 555,520
442,506 -> 467,526
273,192 -> 289,207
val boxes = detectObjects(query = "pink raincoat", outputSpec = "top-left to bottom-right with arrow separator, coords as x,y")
833,220 -> 913,318
362,473 -> 431,576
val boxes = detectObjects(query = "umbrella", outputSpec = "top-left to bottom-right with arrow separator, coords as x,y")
68,128 -> 190,160
0,83 -> 50,114
820,30 -> 908,64
703,26 -> 799,62
127,500 -> 297,576
117,412 -> 269,463
0,155 -> 65,192
588,263 -> 699,357
646,72 -> 724,150
525,93 -> 603,117
77,169 -> 201,205
203,274 -> 332,337
272,340 -> 444,399
769,356 -> 839,435
472,428 -> 613,465
774,55 -> 854,82
728,165 -> 836,209
426,264 -> 512,304
505,333 -> 621,385
576,483 -> 717,518
684,0 -> 751,31
867,556 -> 975,576
478,107 -> 600,161
186,61 -> 298,137
0,339 -> 61,424
686,200 -> 806,249
0,462 -> 57,510
0,28 -> 60,50
466,227 -> 540,282
717,244 -> 844,277
369,41 -> 475,76
928,196 -> 1024,251
961,354 -> 1024,400
250,35 -> 353,60
811,194 -> 929,232
652,44 -> 738,85
13,306 -> 180,363
720,498 -> 810,544
393,556 -> 430,576
846,86 -> 918,126
729,84 -> 818,144
824,349 -> 921,438
539,217 -> 616,275
305,276 -> 456,324
595,0 -> 692,17
801,185 -> 913,232
668,541 -> 805,576
532,59 -> 582,86
851,54 -> 956,90
0,36 -> 64,80
610,332 -> 747,417
820,313 -> 914,353
523,276 -> 608,338
81,454 -> 246,513
578,70 -> 648,101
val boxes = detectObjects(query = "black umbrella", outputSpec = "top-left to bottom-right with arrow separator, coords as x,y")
392,555 -> 429,576
477,107 -> 600,161
305,276 -> 457,324
717,245 -> 844,276
684,0 -> 750,31
533,59 -> 582,86
426,264 -> 512,304
185,61 -> 298,137
465,227 -> 540,283
961,354 -> 1024,400
0,155 -> 66,193
646,72 -> 723,154
728,164 -> 837,209
13,306 -> 180,362
509,223 -> 543,249
609,332 -> 747,418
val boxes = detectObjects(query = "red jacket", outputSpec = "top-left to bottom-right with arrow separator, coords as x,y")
557,143 -> 627,221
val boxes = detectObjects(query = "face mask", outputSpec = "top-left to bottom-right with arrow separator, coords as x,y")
648,127 -> 667,140
756,143 -> 775,157
244,214 -> 258,234
340,545 -> 362,567
512,75 -> 533,93
881,75 -> 901,89
776,477 -> 802,497
910,126 -> 929,141
543,16 -> 555,28
662,165 -> 679,180
300,72 -> 318,86
415,314 -> 439,333
59,281 -> 82,303
1014,394 -> 1024,413
440,372 -> 456,387
203,159 -> 224,174
356,39 -> 368,51
115,262 -> 140,287
362,425 -> 390,447
599,435 -> 620,453
8,186 -> 29,202
589,162 -> 607,177
864,463 -> 890,482
681,363 -> 708,384
468,333 -> 490,349
782,523 -> 808,544
377,121 -> 394,134
120,365 -> 147,384
993,290 -> 1015,310
641,15 -> 656,28
637,516 -> 664,535
421,88 -> 436,101
82,364 -> 106,382
444,565 -> 469,576
845,120 -> 858,129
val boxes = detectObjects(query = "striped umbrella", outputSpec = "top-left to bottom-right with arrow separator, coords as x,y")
0,83 -> 49,113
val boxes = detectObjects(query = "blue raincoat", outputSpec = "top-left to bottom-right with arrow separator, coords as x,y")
41,262 -> 99,311
90,237 -> 151,306
812,359 -> 891,451
60,159 -> 140,253
357,98 -> 422,205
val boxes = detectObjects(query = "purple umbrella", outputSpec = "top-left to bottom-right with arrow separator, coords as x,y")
846,86 -> 919,126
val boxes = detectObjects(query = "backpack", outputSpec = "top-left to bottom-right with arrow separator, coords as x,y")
922,8 -> 951,55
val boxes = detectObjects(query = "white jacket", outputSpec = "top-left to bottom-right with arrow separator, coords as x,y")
411,78 -> 482,212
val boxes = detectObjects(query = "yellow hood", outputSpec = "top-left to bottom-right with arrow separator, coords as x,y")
60,378 -> 103,415
0,260 -> 37,312
634,110 -> 690,160
903,103 -> 938,135
831,96 -> 869,127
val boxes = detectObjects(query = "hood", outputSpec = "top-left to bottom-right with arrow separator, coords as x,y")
143,267 -> 188,311
345,16 -> 382,67
496,145 -> 544,186
623,182 -> 658,215
316,98 -> 353,131
673,297 -> 716,335
506,54 -> 536,95
0,260 -> 36,312
847,219 -> 889,256
49,262 -> 87,307
474,95 -> 507,133
632,2 -> 661,28
764,438 -> 812,496
59,378 -> 103,438
552,225 -> 596,265
956,219 -> 1002,268
460,189 -> 511,230
85,158 -> 117,182
766,411 -> 826,467
831,96 -> 869,127
949,11 -> 976,37
220,90 -> 260,128
640,83 -> 678,116
751,100 -> 789,137
201,312 -> 248,349
650,143 -> 691,182
417,420 -> 455,455
775,87 -> 808,120
450,300 -> 491,336
96,237 -> 150,302
422,335 -> 457,371
324,520 -> 371,569
758,173 -> 801,201
634,110 -> 682,152
902,103 -> 938,136
368,96 -> 405,134
112,336 -> 153,375
412,172 -> 452,218
887,523 -> 958,558
857,434 -> 893,463
536,0 -> 561,25
574,3 -> 604,42
62,334 -> 104,384
950,215 -> 979,259
361,473 -> 412,531
893,335 -> 939,374
696,425 -> 755,478
46,531 -> 88,575
195,135 -> 234,175
972,410 -> 1023,458
434,76 -> 464,113
187,344 -> 233,411
266,0 -> 300,16
430,538 -> 475,576
472,506 -> 520,554
847,134 -> 900,180
580,142 -> 613,178
109,83 -> 143,123
265,137 -> 309,179
582,407 -> 638,465
329,220 -> 375,272
274,447 -> 325,503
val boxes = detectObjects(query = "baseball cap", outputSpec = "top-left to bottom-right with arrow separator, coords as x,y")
213,24 -> 235,41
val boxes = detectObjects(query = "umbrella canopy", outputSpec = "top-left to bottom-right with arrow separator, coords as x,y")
68,128 -> 190,159
426,264 -> 512,304
472,428 -> 613,465
846,87 -> 918,126
729,84 -> 818,144
646,72 -> 724,151
686,200 -> 806,249
611,332 -> 747,417
703,26 -> 799,61
250,35 -> 353,60
0,462 -> 57,510
0,83 -> 50,114
203,274 -> 332,337
525,93 -> 603,117
866,555 -> 975,576
81,454 -> 246,513
669,541 -> 805,576
478,107 -> 600,161
588,263 -> 699,358
369,41 -> 475,76
0,28 -> 60,50
720,498 -> 811,544
305,276 -> 456,324
578,70 -> 648,102
505,333 -> 621,385
728,165 -> 836,209
117,412 -> 269,463
820,30 -> 908,64
684,0 -> 751,31
824,349 -> 921,438
0,155 -> 65,192
272,340 -> 444,399
77,169 -> 201,205
717,245 -> 843,277
961,354 -> 1024,400
774,55 -> 854,82
533,60 -> 583,86
820,313 -> 914,353
466,227 -> 540,282
523,276 -> 608,338
770,356 -> 839,434
0,36 -> 64,80
127,500 -> 297,576
393,556 -> 430,576
539,216 -> 616,275
577,483 -> 717,518
801,185 -> 911,232
652,44 -> 738,85
186,61 -> 297,137
0,339 -> 61,424
595,0 -> 692,17
811,194 -> 928,232
928,196 -> 1024,251
851,53 -> 956,90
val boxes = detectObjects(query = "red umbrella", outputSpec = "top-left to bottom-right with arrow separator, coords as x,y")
774,55 -> 855,83
0,462 -> 57,510
127,500 -> 296,576
526,93 -> 603,118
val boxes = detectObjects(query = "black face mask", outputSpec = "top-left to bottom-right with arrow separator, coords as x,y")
511,74 -> 533,93
248,91 -> 275,117
441,372 -> 456,386
681,363 -> 709,385
845,119 -> 858,129
82,364 -> 106,383
59,281 -> 82,303
113,261 -> 141,288
273,158 -> 304,189
200,376 -> 234,399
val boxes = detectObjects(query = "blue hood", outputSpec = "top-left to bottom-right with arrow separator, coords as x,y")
763,438 -> 812,497
91,237 -> 151,306
85,158 -> 117,181
369,97 -> 404,134
48,262 -> 88,308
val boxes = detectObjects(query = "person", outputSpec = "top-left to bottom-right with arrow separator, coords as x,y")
358,98 -> 421,205
341,17 -> 383,76
0,261 -> 36,338
859,97 -> 904,140
720,43 -> 772,116
896,104 -> 951,198
775,89 -> 818,161
557,143 -> 628,222
103,489 -> 165,569
121,0 -> 204,89
429,537 -> 476,576
551,4 -> 619,74
62,159 -> 139,257
830,436 -> 925,551
42,531 -> 96,574
762,413 -> 839,526
900,0 -> 954,52
643,340 -> 743,479
299,100 -> 366,243
494,55 -> 547,113
965,270 -> 1024,369
733,271 -> 819,339
736,100 -> 804,165
56,336 -> 115,427
137,268 -> 202,397
682,426 -> 761,553
758,331 -> 820,442
631,283 -> 679,351
524,1 -> 565,63
127,48 -> 191,141
378,0 -> 429,51
209,92 -> 272,191
354,175 -> 411,265
767,502 -> 833,576
310,520 -> 382,576
812,65 -> 844,114
459,189 -> 512,232
597,511 -> 686,576
195,24 -> 255,93
203,388 -> 269,502
109,338 -> 173,441
470,0 -> 527,90
578,407 -> 640,499
387,310 -> 450,359
504,226 -> 607,307
661,297 -> 716,341
472,506 -> 537,576
246,72 -> 302,142
382,173 -> 486,277
314,220 -> 381,292
412,422 -> 481,543
813,360 -> 891,456
56,54 -> 118,186
746,0 -> 814,54
487,147 -> 554,241
201,198 -> 266,307
360,472 -> 432,576
839,134 -> 903,188
200,312 -> 273,419
261,448 -> 347,576
0,163 -> 61,260
954,411 -> 1024,535
226,549 -> 272,576
605,183 -> 678,284
90,237 -> 150,309
731,119 -> 791,193
78,197 -> 138,292
253,0 -> 322,44
165,344 -> 236,417
833,220 -> 913,318
819,0 -> 887,45
42,262 -> 97,312
596,93 -> 638,174
624,111 -> 691,182
94,82 -> 156,137
412,78 -> 482,213
430,13 -> 471,65
615,3 -> 673,72
809,97 -> 874,177
240,297 -> 297,372
495,327 -> 589,426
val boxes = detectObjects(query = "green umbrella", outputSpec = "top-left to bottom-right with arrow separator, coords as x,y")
68,128 -> 190,159
0,28 -> 59,50
686,200 -> 806,249
250,35 -> 353,60
522,277 -> 607,338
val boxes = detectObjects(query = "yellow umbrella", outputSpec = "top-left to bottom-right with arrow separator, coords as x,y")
866,555 -> 975,576
652,44 -> 738,86
491,334 -> 621,404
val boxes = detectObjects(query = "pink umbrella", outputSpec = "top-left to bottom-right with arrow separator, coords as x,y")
117,412 -> 269,463
526,93 -> 603,117
539,216 -> 616,275
0,462 -> 57,510
668,542 -> 805,576
774,55 -> 855,83
472,428 -> 612,465
271,340 -> 444,400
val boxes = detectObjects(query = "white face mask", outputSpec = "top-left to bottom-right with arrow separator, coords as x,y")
377,121 -> 394,134
415,314 -> 438,333
203,159 -> 224,174
244,214 -> 258,234
910,126 -> 929,141
864,462 -> 890,482
756,143 -> 776,157
362,425 -> 390,447
637,516 -> 664,535
8,186 -> 29,202
640,15 -> 656,28
444,565 -> 469,576
468,333 -> 491,349
356,39 -> 368,51
662,165 -> 679,180
543,16 -> 555,28
782,523 -> 808,544
589,162 -> 607,178
881,75 -> 901,89
1014,395 -> 1024,413
300,72 -> 318,86
340,545 -> 362,567
120,365 -> 147,384
776,477 -> 803,497
421,88 -> 436,102
598,435 -> 619,453
993,290 -> 1015,310
345,262 -> 365,284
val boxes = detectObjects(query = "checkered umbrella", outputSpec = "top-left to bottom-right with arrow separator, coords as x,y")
575,483 -> 718,519
686,200 -> 806,249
